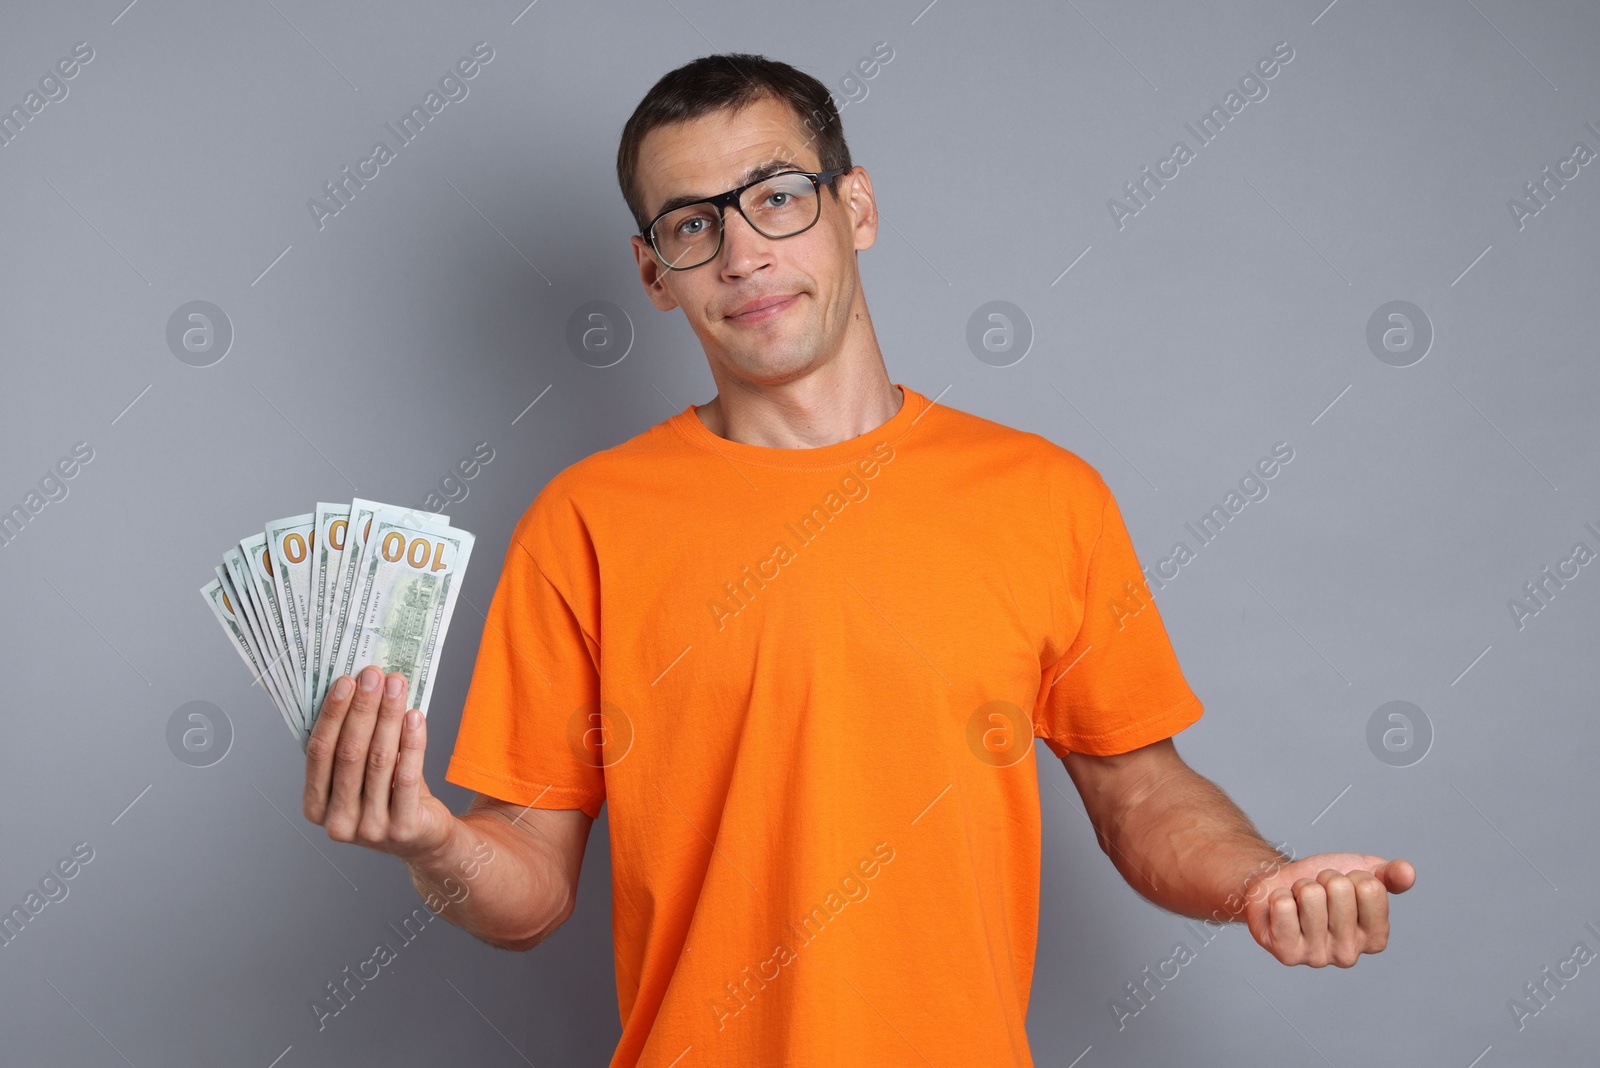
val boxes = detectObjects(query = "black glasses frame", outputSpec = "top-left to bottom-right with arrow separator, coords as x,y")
641,167 -> 850,271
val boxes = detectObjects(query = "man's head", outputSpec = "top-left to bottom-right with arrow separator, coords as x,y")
617,54 -> 879,390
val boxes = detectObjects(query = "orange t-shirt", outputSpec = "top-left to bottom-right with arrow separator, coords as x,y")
445,383 -> 1203,1067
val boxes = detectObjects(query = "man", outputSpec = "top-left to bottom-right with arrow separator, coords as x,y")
303,53 -> 1415,1066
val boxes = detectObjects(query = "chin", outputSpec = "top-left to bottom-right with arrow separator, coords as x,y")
722,345 -> 817,383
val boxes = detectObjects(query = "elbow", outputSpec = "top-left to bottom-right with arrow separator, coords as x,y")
1090,823 -> 1118,861
486,886 -> 576,953
486,934 -> 544,954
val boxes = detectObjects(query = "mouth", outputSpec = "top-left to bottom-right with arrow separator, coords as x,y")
725,293 -> 800,324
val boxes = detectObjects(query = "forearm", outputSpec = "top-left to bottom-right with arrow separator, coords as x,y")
1098,766 -> 1290,924
404,811 -> 573,951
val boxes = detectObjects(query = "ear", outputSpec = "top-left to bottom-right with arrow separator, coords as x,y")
840,166 -> 877,253
631,234 -> 680,311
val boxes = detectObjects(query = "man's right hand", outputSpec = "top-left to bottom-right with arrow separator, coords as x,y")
303,665 -> 455,862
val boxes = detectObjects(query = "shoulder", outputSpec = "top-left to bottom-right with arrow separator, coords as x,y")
509,417 -> 677,547
926,397 -> 1110,503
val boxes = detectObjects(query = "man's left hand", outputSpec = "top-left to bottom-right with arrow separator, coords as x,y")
1242,852 -> 1416,967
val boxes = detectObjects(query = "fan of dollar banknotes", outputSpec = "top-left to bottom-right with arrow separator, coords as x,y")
199,500 -> 475,749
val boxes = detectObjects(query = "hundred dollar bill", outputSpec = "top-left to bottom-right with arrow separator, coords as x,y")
218,557 -> 276,706
200,577 -> 302,745
321,500 -> 448,712
228,543 -> 305,737
242,533 -> 305,732
220,558 -> 300,734
200,577 -> 261,682
308,502 -> 350,714
266,512 -> 316,714
243,533 -> 302,722
216,562 -> 297,732
333,509 -> 474,718
321,499 -> 381,707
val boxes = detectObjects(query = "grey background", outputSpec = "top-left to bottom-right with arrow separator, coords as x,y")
1,0 -> 1595,1064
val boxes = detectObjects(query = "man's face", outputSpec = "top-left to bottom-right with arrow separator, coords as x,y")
630,95 -> 876,386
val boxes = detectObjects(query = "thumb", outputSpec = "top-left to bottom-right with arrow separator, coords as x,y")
1374,857 -> 1417,893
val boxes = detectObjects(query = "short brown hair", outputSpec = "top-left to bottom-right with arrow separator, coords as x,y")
616,53 -> 853,233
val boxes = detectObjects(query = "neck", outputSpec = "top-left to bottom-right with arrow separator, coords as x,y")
695,363 -> 902,449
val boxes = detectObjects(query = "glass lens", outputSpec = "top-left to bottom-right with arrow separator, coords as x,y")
653,173 -> 819,268
653,202 -> 721,269
738,173 -> 819,238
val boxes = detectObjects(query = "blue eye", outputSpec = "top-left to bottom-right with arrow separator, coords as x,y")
676,215 -> 712,236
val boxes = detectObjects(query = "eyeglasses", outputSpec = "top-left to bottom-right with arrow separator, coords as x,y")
641,167 -> 849,271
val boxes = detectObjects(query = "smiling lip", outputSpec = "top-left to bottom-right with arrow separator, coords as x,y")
726,294 -> 798,323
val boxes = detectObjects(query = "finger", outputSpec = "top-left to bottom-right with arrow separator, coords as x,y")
1376,857 -> 1417,893
304,674 -> 356,823
1293,878 -> 1329,965
1268,887 -> 1304,961
389,710 -> 429,846
1317,870 -> 1360,966
358,673 -> 410,839
325,666 -> 384,840
1351,870 -> 1392,952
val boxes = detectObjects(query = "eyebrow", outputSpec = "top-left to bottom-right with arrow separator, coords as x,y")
651,158 -> 802,220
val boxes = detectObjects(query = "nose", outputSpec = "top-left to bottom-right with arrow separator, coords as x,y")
716,201 -> 773,270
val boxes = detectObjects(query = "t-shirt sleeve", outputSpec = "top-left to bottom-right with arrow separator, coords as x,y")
1033,469 -> 1203,760
444,483 -> 607,818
